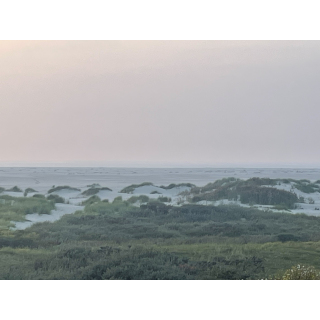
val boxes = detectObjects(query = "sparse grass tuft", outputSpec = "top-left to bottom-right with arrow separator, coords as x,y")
160,183 -> 195,190
81,195 -> 101,206
82,187 -> 112,196
127,195 -> 149,204
48,186 -> 80,194
150,191 -> 161,194
120,182 -> 153,194
158,196 -> 172,203
6,186 -> 23,192
47,194 -> 65,204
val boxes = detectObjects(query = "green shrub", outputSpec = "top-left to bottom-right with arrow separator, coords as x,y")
47,194 -> 65,204
0,195 -> 54,217
32,194 -> 45,199
112,196 -> 123,203
191,178 -> 288,206
82,187 -> 112,196
160,183 -> 195,190
82,196 -> 101,206
24,188 -> 38,197
127,195 -> 149,204
158,196 -> 172,203
120,182 -> 153,193
48,186 -> 80,194
87,184 -> 101,188
239,187 -> 298,208
6,186 -> 22,192
294,184 -> 319,194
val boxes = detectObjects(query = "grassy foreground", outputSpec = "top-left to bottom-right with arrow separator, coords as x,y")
1,198 -> 320,279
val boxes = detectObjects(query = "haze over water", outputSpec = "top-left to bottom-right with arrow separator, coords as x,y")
1,167 -> 320,191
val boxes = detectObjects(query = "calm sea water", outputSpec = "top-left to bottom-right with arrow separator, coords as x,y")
1,167 -> 320,191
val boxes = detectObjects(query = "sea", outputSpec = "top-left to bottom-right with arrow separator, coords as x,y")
1,167 -> 320,191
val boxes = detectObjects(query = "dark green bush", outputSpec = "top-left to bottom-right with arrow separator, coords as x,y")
32,194 -> 45,199
159,183 -> 195,190
82,187 -> 112,196
47,194 -> 65,204
48,186 -> 80,194
6,186 -> 23,192
82,196 -> 101,206
127,195 -> 149,204
158,196 -> 172,203
120,182 -> 153,194
294,183 -> 319,194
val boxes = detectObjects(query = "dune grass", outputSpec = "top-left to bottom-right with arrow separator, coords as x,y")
48,186 -> 80,194
120,182 -> 153,194
81,195 -> 101,206
82,187 -> 112,196
127,195 -> 150,204
159,183 -> 195,190
0,195 -> 55,230
47,194 -> 65,204
2,186 -> 320,279
6,186 -> 23,192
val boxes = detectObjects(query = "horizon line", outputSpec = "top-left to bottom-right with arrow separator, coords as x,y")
0,162 -> 320,169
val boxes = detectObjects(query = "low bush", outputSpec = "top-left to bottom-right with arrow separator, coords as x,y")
158,196 -> 172,203
82,187 -> 112,196
127,195 -> 149,204
112,196 -> 123,203
6,186 -> 22,192
159,183 -> 195,190
48,186 -> 80,194
120,182 -> 153,194
32,194 -> 45,199
47,194 -> 65,204
24,188 -> 38,197
82,196 -> 101,206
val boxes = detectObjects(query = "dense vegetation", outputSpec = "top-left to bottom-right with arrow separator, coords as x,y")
0,195 -> 55,229
47,194 -> 65,204
1,177 -> 320,279
190,177 -> 300,209
127,195 -> 150,204
1,195 -> 320,279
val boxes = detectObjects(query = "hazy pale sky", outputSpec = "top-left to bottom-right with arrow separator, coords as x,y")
1,41 -> 320,167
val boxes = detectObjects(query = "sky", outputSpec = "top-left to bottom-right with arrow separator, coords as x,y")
0,40 -> 320,167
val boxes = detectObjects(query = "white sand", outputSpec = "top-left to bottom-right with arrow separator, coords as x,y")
13,203 -> 84,230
